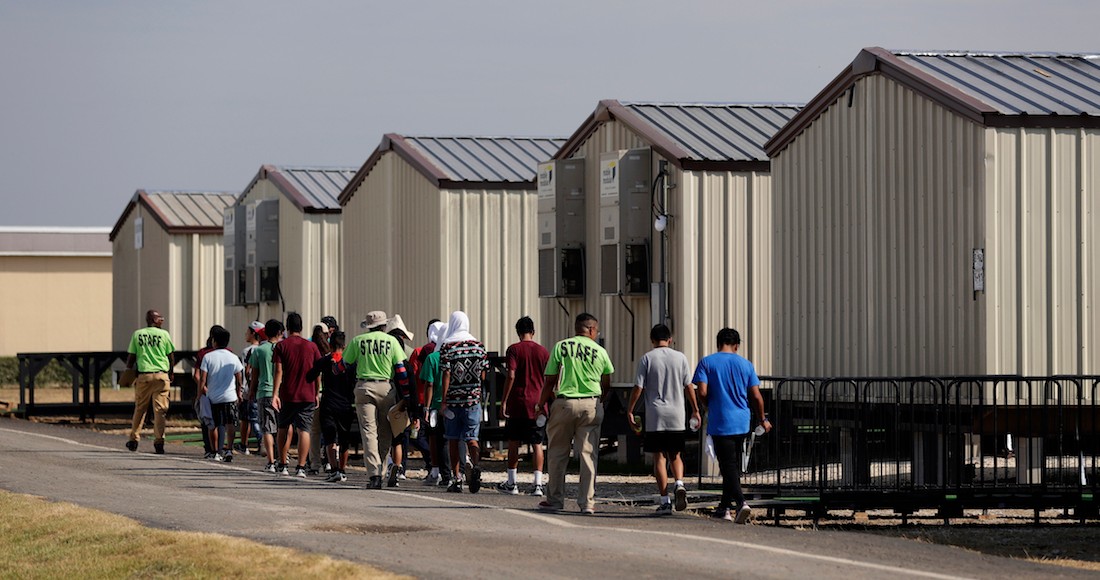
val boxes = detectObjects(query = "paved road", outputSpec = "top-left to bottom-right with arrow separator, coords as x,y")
0,418 -> 1088,579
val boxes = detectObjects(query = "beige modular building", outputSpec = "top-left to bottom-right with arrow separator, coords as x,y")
543,100 -> 801,382
110,190 -> 236,350
0,227 -> 113,355
338,134 -> 564,353
766,47 -> 1100,377
222,166 -> 353,341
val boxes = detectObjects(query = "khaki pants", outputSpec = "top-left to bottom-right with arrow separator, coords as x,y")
129,372 -> 170,443
354,380 -> 395,479
545,397 -> 604,510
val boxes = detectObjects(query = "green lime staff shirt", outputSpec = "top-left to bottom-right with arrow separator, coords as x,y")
343,331 -> 403,381
251,341 -> 276,399
127,327 -> 175,373
545,335 -> 614,398
419,350 -> 443,410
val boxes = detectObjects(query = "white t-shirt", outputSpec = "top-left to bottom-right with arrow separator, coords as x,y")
200,348 -> 245,404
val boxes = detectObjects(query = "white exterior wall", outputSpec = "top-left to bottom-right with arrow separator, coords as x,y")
985,127 -> 1100,376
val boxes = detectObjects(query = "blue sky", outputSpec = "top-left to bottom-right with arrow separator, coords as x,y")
1,0 -> 1096,226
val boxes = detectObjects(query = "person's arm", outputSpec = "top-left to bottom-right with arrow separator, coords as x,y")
748,385 -> 771,433
235,371 -> 244,401
198,369 -> 208,396
499,370 -> 516,419
272,360 -> 283,411
538,374 -> 559,416
249,362 -> 259,400
626,385 -> 643,432
599,374 -> 612,404
440,370 -> 450,414
168,353 -> 175,382
126,354 -> 136,370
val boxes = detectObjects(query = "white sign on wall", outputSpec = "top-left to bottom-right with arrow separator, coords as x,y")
134,216 -> 144,250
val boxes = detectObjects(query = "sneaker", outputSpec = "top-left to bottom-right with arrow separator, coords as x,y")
530,484 -> 545,497
153,442 -> 165,455
497,481 -> 519,495
734,503 -> 753,524
323,462 -> 332,473
204,452 -> 217,460
446,479 -> 463,493
233,443 -> 246,453
325,471 -> 347,482
439,473 -> 452,487
397,466 -> 407,481
712,507 -> 733,521
580,506 -> 596,515
306,466 -> 320,475
367,476 -> 383,489
656,502 -> 673,516
222,452 -> 233,463
277,464 -> 289,476
386,464 -> 400,488
295,466 -> 307,478
463,461 -> 473,487
125,440 -> 138,452
538,500 -> 562,512
264,462 -> 276,473
673,483 -> 688,512
213,452 -> 225,462
468,467 -> 482,494
425,472 -> 441,486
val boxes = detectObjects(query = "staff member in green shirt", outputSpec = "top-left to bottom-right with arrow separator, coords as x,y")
537,312 -> 614,514
343,310 -> 412,489
125,309 -> 176,454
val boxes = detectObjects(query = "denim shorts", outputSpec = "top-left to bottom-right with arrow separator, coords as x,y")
443,404 -> 481,442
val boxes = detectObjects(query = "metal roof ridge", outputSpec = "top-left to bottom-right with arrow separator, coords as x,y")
621,101 -> 804,108
400,134 -> 567,141
890,49 -> 1100,58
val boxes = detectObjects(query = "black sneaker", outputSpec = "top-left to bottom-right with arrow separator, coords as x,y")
446,479 -> 463,493
367,476 -> 383,489
468,466 -> 481,494
386,463 -> 400,488
125,440 -> 138,452
153,442 -> 165,455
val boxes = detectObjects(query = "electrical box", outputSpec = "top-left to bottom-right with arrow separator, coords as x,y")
599,148 -> 651,295
245,199 -> 279,303
223,205 -> 247,306
537,159 -> 586,297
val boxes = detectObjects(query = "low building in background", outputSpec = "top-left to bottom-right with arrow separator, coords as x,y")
0,227 -> 112,356
110,190 -> 236,351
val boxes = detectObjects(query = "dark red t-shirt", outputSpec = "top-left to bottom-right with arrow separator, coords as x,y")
273,335 -> 322,403
505,340 -> 550,419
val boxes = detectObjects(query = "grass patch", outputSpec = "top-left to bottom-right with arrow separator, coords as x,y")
0,491 -> 406,579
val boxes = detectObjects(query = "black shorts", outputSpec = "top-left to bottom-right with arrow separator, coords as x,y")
644,430 -> 687,454
210,401 -> 238,427
320,407 -> 355,447
278,401 -> 316,431
504,416 -> 545,444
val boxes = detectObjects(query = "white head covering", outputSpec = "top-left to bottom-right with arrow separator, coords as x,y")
427,321 -> 448,345
442,310 -> 477,344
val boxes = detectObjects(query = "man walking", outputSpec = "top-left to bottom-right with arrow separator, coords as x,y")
273,312 -> 322,477
692,328 -> 771,524
626,324 -> 699,515
537,313 -> 614,514
250,319 -> 283,472
125,309 -> 175,454
343,310 -> 411,489
439,311 -> 488,493
497,316 -> 549,496
198,326 -> 245,462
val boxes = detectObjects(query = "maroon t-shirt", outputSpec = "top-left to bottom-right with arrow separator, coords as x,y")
505,340 -> 550,419
273,335 -> 322,403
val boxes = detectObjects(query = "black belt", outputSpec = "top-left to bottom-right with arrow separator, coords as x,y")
557,395 -> 598,400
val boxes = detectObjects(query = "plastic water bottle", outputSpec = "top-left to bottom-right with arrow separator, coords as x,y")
689,417 -> 700,432
444,408 -> 455,420
753,424 -> 766,437
409,424 -> 419,439
428,409 -> 438,428
632,414 -> 643,434
535,414 -> 547,428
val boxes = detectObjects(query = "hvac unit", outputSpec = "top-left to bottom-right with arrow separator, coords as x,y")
223,205 -> 247,306
599,148 -> 651,295
245,199 -> 280,303
537,158 -> 586,297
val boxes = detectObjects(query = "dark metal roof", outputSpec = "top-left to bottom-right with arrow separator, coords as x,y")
109,190 -> 237,241
241,165 -> 356,213
894,51 -> 1100,116
767,47 -> 1100,156
401,137 -> 564,183
339,134 -> 567,206
554,100 -> 802,171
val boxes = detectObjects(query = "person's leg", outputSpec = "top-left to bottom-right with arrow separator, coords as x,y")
277,426 -> 291,466
128,375 -> 154,443
373,383 -> 396,479
507,439 -> 520,470
151,374 -> 171,444
354,381 -> 380,476
670,450 -> 684,482
543,398 -> 574,508
295,412 -> 312,469
654,450 -> 669,496
575,399 -> 603,511
309,392 -> 323,468
711,435 -> 744,512
238,404 -> 251,452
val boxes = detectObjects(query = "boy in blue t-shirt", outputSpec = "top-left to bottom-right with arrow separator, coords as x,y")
692,328 -> 771,524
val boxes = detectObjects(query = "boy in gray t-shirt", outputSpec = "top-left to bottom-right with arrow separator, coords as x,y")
627,324 -> 700,515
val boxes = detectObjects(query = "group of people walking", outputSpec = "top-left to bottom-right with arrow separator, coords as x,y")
124,308 -> 770,523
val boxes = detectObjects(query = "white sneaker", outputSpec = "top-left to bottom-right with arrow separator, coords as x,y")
673,483 -> 688,511
263,462 -> 276,473
530,484 -> 545,497
496,481 -> 519,495
735,503 -> 753,524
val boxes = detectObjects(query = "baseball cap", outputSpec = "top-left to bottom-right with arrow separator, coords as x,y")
248,320 -> 267,340
361,310 -> 387,329
321,316 -> 339,331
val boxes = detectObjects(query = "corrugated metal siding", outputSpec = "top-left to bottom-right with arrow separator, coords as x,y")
895,52 -> 1100,116
622,103 -> 800,162
985,127 -> 1100,375
672,170 -> 774,374
774,74 -> 986,376
403,137 -> 564,182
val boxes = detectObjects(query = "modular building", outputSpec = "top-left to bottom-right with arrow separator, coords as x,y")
0,227 -> 112,355
338,134 -> 564,352
541,100 -> 801,382
110,190 -> 236,350
222,165 -> 353,339
766,47 -> 1100,377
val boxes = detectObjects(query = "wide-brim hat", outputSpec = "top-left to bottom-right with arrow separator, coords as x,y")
384,314 -> 414,342
361,310 -> 387,329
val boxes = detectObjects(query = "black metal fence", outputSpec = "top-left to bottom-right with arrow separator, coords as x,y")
720,376 -> 1100,520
